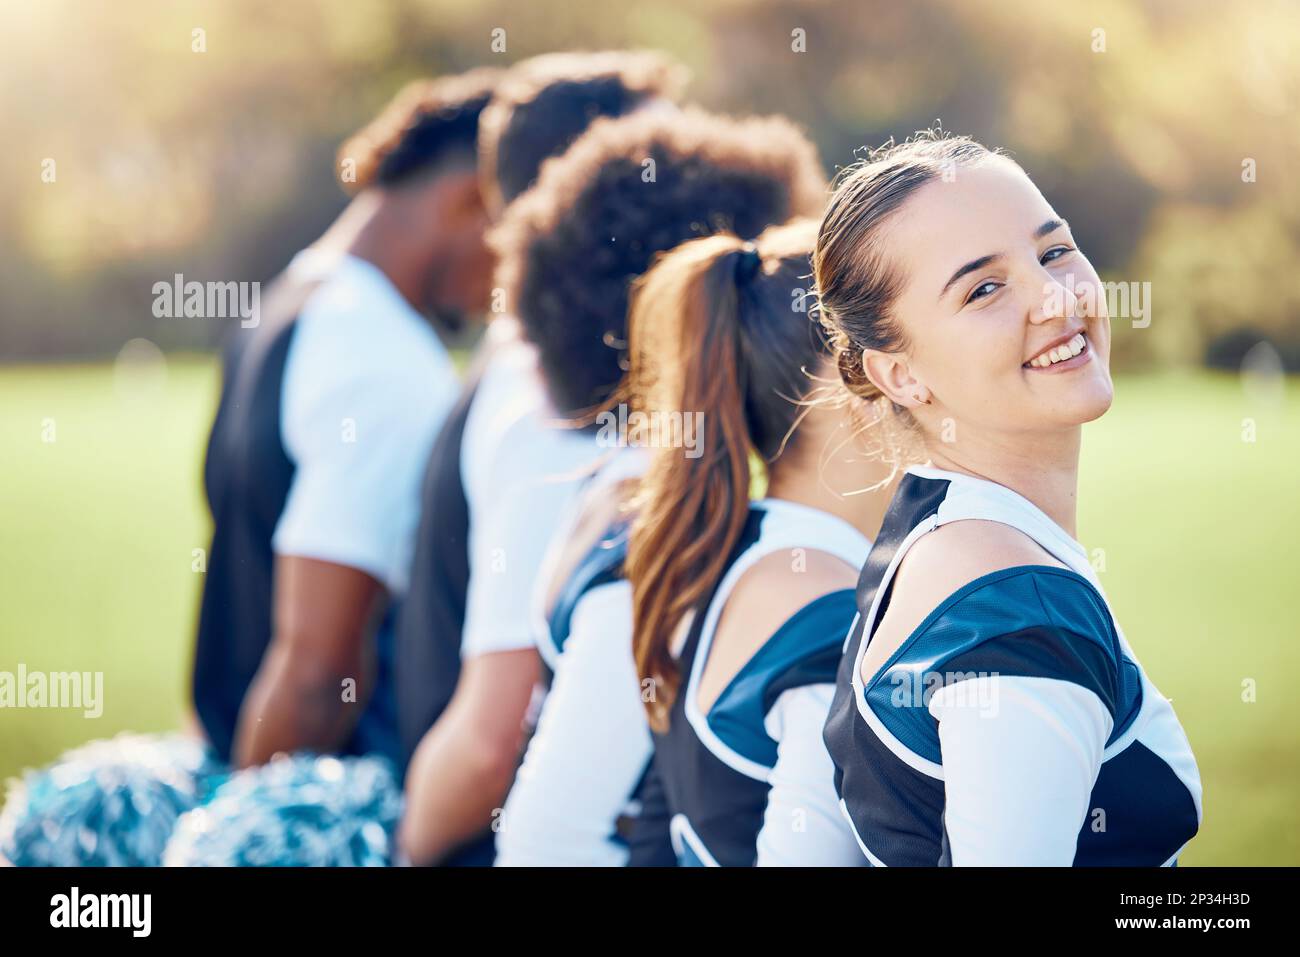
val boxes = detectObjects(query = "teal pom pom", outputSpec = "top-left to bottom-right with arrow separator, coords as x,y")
0,733 -> 224,867
163,753 -> 403,867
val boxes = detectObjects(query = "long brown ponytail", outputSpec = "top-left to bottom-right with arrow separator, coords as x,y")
623,219 -> 825,731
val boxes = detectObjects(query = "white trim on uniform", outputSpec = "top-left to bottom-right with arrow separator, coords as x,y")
682,499 -> 871,782
670,813 -> 721,867
528,447 -> 648,671
839,799 -> 887,867
849,516 -> 947,780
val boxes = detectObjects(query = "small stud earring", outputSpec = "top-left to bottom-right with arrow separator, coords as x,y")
913,393 -> 930,405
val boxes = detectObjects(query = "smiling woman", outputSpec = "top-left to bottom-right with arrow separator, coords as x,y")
812,130 -> 1202,867
826,148 -> 1115,439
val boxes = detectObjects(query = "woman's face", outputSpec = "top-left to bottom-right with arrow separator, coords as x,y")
880,158 -> 1113,436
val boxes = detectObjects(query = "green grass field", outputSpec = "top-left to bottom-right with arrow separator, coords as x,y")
1,358 -> 1297,865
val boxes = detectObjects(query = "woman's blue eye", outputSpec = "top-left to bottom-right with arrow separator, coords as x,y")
967,280 -> 1000,303
1041,245 -> 1073,264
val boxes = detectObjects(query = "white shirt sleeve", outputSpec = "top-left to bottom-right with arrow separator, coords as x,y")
462,482 -> 561,656
456,336 -> 600,656
495,582 -> 653,866
756,683 -> 867,867
461,467 -> 591,657
272,274 -> 458,593
929,674 -> 1113,866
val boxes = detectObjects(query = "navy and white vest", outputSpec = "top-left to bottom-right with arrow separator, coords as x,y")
532,451 -> 646,674
823,465 -> 1203,866
629,500 -> 871,866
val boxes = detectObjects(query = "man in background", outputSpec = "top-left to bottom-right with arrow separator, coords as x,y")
194,68 -> 502,770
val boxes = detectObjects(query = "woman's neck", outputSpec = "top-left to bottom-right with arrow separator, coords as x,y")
923,425 -> 1083,538
764,410 -> 897,542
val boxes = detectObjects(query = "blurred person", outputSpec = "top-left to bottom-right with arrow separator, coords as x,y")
497,219 -> 897,867
489,441 -> 645,867
610,222 -> 890,867
816,133 -> 1202,865
198,69 -> 502,772
0,70 -> 504,868
397,106 -> 827,866
390,51 -> 687,866
475,50 -> 688,217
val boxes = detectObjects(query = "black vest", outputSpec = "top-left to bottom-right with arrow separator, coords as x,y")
193,271 -> 400,766
391,364 -> 498,866
393,367 -> 483,767
628,511 -> 768,867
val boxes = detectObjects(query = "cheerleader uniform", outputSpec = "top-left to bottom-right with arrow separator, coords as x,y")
395,323 -> 594,761
393,322 -> 603,864
196,250 -> 457,767
823,465 -> 1203,866
628,500 -> 872,867
495,449 -> 650,867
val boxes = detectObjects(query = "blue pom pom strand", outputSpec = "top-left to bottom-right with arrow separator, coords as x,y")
163,753 -> 403,867
0,733 -> 224,867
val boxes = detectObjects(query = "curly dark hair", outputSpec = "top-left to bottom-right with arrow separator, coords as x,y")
337,68 -> 503,194
477,50 -> 688,213
489,107 -> 827,416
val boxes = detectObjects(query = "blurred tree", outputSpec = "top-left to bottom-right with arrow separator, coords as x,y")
0,0 -> 1295,367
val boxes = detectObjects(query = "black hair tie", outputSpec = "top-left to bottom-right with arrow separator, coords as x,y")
734,243 -> 762,286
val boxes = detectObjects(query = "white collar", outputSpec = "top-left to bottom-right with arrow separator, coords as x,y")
905,463 -> 1089,561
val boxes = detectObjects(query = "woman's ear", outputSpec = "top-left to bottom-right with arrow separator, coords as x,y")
862,348 -> 931,408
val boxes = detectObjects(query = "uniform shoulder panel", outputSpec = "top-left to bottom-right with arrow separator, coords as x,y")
859,519 -> 1068,682
700,548 -> 858,712
863,566 -> 1124,765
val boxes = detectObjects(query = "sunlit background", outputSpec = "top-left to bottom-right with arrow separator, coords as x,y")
1,0 -> 1297,865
